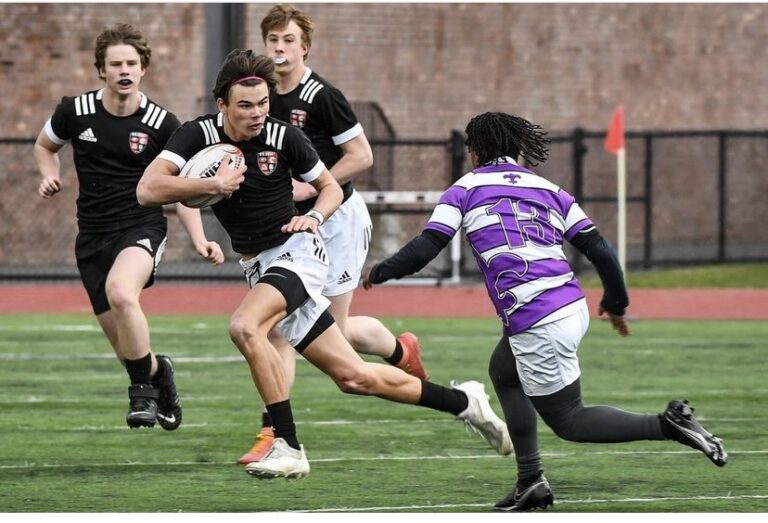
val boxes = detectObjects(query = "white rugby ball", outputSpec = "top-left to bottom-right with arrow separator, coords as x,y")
179,143 -> 245,208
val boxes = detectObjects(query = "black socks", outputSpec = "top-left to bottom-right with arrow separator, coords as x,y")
266,400 -> 300,450
384,339 -> 404,365
417,381 -> 469,416
124,353 -> 152,385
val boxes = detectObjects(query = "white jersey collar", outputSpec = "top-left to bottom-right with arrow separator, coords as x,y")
300,67 -> 313,85
94,89 -> 147,109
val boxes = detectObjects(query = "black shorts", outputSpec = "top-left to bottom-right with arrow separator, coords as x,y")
76,221 -> 167,315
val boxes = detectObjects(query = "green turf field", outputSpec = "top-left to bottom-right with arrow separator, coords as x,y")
0,314 -> 766,513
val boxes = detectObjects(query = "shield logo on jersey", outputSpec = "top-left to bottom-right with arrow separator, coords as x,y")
257,151 -> 278,176
129,132 -> 149,154
289,109 -> 307,128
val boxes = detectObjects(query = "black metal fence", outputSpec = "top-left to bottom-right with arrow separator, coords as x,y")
3,127 -> 767,281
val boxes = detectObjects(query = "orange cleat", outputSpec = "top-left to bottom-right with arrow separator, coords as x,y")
237,426 -> 275,465
395,332 -> 430,381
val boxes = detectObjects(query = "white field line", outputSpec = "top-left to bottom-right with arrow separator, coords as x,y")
0,324 -> 495,341
0,353 -> 246,362
0,324 -> 216,333
295,494 -> 768,513
2,449 -> 767,470
0,413 -> 762,430
2,389 -> 767,402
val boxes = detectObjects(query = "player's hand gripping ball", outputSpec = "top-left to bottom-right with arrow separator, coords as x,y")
180,144 -> 245,208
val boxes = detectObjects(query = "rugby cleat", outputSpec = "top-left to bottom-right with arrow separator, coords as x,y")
395,332 -> 430,380
126,383 -> 159,428
451,380 -> 513,455
662,399 -> 728,467
494,472 -> 554,512
152,354 -> 182,431
244,438 -> 310,480
237,426 -> 275,464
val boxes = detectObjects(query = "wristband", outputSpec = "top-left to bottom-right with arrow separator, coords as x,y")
304,208 -> 325,225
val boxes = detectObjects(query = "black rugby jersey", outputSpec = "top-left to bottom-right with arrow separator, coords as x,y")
270,68 -> 362,213
159,113 -> 325,255
46,89 -> 180,233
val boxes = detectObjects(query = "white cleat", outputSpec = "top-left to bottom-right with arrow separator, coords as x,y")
451,380 -> 513,456
244,438 -> 310,480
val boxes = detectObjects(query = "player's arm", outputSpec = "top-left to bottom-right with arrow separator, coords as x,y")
282,169 -> 342,234
173,204 -> 225,265
362,230 -> 451,289
290,135 -> 371,202
137,154 -> 244,207
332,132 -> 373,185
570,227 -> 630,336
33,128 -> 64,199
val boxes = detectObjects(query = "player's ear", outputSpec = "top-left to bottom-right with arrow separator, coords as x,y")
468,148 -> 479,167
216,97 -> 227,114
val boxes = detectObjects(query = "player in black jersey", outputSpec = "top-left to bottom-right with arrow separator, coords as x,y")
234,3 -> 431,466
33,23 -> 224,431
138,48 -> 511,480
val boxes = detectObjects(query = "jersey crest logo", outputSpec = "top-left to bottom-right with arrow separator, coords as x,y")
129,132 -> 149,154
257,151 -> 278,176
504,173 -> 521,184
289,109 -> 307,128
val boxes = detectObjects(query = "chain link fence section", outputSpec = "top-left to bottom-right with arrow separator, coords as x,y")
3,129 -> 768,282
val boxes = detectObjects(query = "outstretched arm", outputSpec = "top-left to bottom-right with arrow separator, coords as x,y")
363,230 -> 451,289
570,227 -> 630,336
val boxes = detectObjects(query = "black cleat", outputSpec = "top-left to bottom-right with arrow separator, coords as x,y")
662,399 -> 727,467
152,354 -> 182,431
494,472 -> 554,512
126,384 -> 159,428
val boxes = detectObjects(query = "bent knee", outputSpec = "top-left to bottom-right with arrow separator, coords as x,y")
228,314 -> 264,348
333,366 -> 376,395
105,283 -> 139,313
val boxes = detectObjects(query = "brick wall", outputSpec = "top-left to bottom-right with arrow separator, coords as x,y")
241,3 -> 768,136
4,3 -> 766,138
0,3 -> 206,137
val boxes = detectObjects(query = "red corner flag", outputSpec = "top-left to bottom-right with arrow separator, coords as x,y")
605,105 -> 625,155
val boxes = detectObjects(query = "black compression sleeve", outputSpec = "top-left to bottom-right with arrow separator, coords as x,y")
369,230 -> 451,284
570,228 -> 629,315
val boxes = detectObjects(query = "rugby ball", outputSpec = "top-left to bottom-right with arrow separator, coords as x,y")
179,143 -> 245,208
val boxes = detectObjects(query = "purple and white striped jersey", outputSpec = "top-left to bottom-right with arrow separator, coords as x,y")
424,157 -> 593,335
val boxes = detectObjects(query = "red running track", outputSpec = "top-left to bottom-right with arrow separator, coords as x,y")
1,284 -> 767,320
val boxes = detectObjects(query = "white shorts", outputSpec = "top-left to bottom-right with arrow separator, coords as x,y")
319,190 -> 373,297
507,298 -> 589,397
238,232 -> 331,347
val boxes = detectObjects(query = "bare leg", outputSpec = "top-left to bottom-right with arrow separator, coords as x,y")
328,291 -> 397,358
302,323 -> 423,403
228,283 -> 290,404
103,247 -> 158,374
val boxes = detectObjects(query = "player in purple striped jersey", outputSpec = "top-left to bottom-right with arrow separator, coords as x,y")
237,4 -> 430,465
33,23 -> 223,431
364,112 -> 727,511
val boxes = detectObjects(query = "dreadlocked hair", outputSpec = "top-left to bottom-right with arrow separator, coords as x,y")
465,112 -> 551,167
